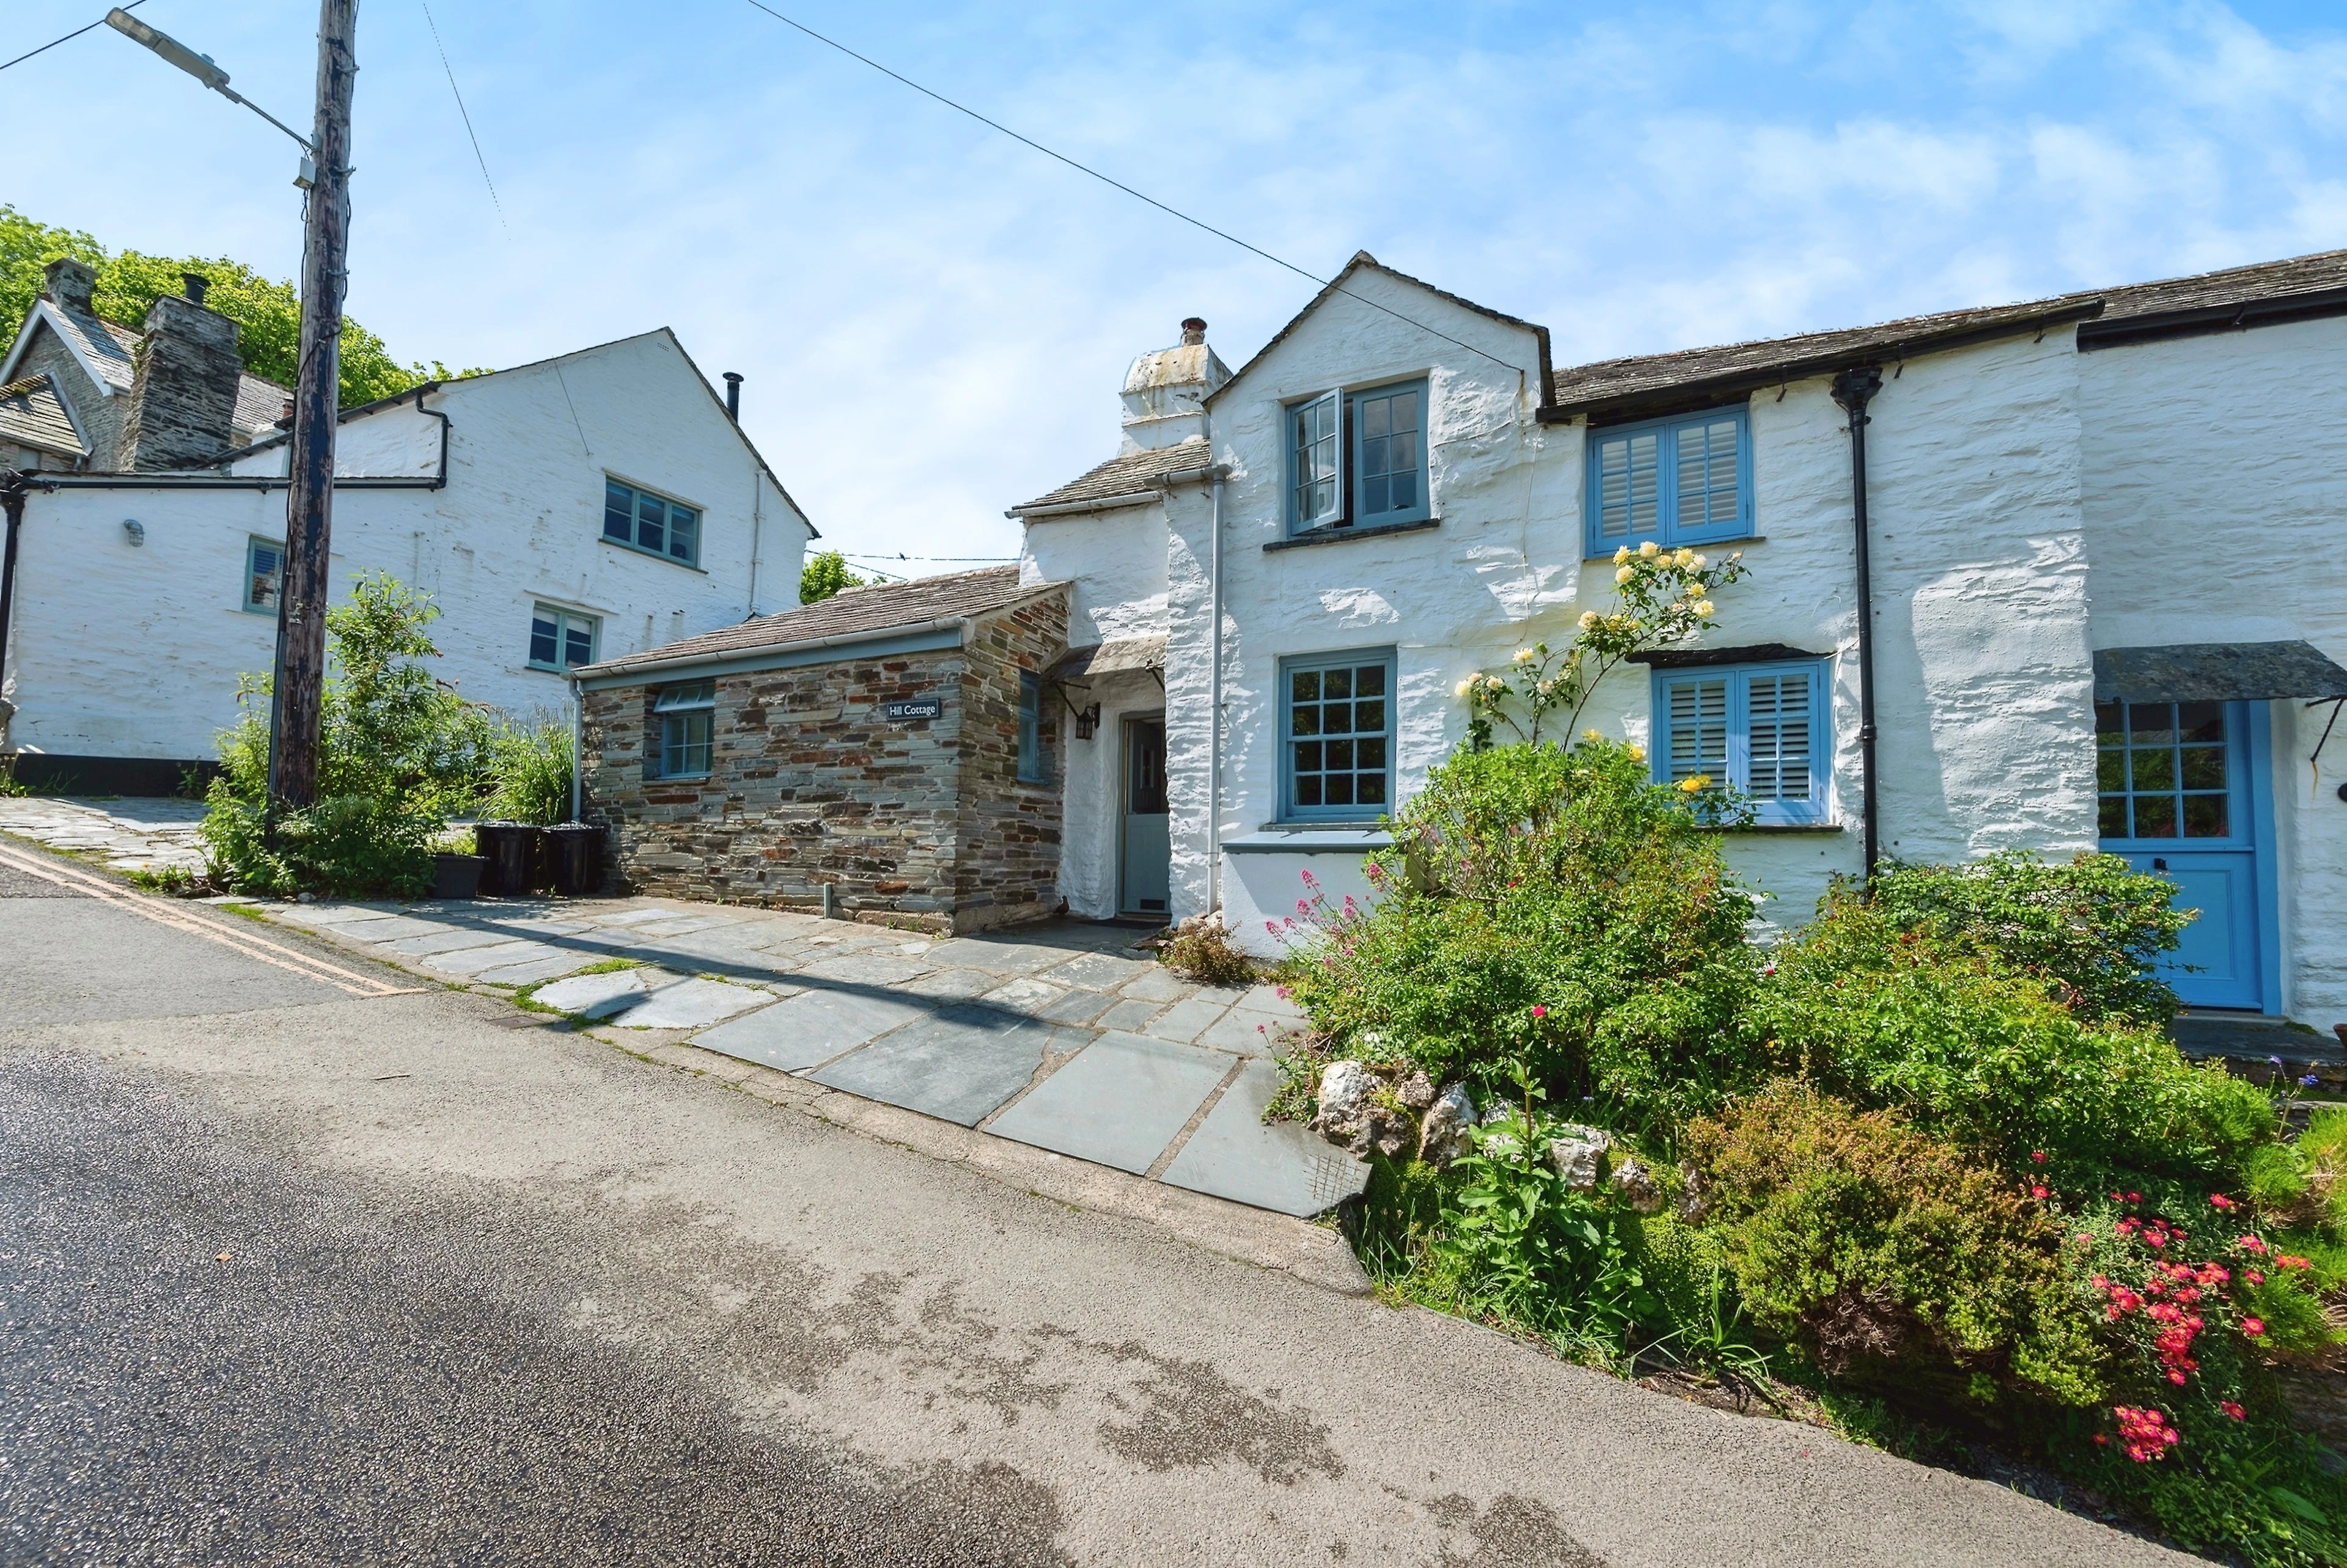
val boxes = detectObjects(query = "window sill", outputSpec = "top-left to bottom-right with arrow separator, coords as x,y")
527,661 -> 593,676
1266,517 -> 1439,552
1584,534 -> 1764,563
601,533 -> 708,573
1225,826 -> 1394,854
1697,820 -> 1841,834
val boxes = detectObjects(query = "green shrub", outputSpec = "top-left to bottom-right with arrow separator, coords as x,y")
1683,1080 -> 2095,1409
200,573 -> 493,898
1751,894 -> 2274,1190
483,713 -> 574,826
1870,849 -> 2191,1024
1276,739 -> 1762,1134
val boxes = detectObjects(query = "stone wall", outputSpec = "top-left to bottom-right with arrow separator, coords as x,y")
955,590 -> 1070,928
583,589 -> 1070,933
117,295 -> 243,472
12,325 -> 119,467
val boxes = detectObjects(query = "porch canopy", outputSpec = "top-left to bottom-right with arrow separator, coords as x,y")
2092,640 -> 2347,704
1050,636 -> 1166,682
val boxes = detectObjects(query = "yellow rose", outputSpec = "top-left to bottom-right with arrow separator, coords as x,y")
1614,565 -> 1634,584
1694,600 -> 1715,617
1578,609 -> 1600,629
1672,548 -> 1695,568
1583,728 -> 1604,743
1626,743 -> 1646,762
1614,546 -> 1631,565
1678,774 -> 1710,793
1690,552 -> 1708,570
1513,647 -> 1537,665
1639,540 -> 1659,558
1455,678 -> 1474,697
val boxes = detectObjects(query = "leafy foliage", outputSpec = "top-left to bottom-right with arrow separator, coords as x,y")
1870,850 -> 2192,1024
1158,915 -> 1257,986
1277,739 -> 1761,1135
799,549 -> 865,604
1749,894 -> 2275,1193
1,205 -> 482,409
483,714 -> 575,826
200,574 -> 494,896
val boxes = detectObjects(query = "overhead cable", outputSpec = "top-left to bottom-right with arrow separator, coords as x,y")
735,0 -> 1519,373
417,0 -> 504,226
1,0 -> 147,76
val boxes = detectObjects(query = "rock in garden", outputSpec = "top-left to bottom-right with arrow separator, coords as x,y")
1611,1156 -> 1662,1213
1313,1061 -> 1373,1136
1545,1124 -> 1611,1190
1395,1071 -> 1436,1110
1417,1082 -> 1477,1166
1677,1163 -> 1711,1222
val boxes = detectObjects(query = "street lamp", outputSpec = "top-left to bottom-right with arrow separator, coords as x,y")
103,9 -> 317,185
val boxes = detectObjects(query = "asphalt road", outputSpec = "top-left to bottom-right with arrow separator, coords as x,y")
0,862 -> 2201,1567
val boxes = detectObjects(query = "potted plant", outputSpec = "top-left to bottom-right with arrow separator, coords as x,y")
428,830 -> 485,899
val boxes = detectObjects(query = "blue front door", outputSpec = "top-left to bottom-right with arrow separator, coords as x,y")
2096,698 -> 2270,1011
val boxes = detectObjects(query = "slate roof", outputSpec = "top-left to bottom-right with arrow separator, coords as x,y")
1008,436 -> 1213,515
0,374 -> 85,457
1548,248 -> 2347,416
577,565 -> 1063,678
233,373 -> 290,438
46,304 -> 139,392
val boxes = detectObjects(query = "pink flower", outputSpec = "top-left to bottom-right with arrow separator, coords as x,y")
2221,1401 -> 2246,1421
2076,1233 -> 2095,1245
2031,1185 -> 2049,1200
2242,1317 -> 2266,1336
2209,1193 -> 2236,1211
2030,1150 -> 2048,1165
1530,1005 -> 1548,1019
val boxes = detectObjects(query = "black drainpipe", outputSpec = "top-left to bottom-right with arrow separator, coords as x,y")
1831,366 -> 1885,880
0,471 -> 26,710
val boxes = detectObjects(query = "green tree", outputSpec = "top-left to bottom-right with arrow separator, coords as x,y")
800,549 -> 865,604
1,205 -> 481,410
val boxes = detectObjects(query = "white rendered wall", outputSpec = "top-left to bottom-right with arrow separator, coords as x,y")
2077,317 -> 2347,1019
2,330 -> 813,763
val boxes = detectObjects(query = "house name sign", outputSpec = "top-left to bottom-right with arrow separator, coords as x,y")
884,698 -> 942,721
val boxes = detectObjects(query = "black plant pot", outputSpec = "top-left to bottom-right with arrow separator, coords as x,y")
473,822 -> 548,896
429,852 -> 485,900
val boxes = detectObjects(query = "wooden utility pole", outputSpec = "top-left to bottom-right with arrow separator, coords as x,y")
266,0 -> 359,811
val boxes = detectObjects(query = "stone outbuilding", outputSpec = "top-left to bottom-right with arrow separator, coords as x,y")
573,565 -> 1071,932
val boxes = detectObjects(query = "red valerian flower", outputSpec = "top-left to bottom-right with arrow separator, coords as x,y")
2030,1150 -> 2048,1164
2209,1193 -> 2236,1210
2242,1317 -> 2266,1336
1530,1005 -> 1548,1019
2221,1401 -> 2247,1421
2031,1185 -> 2049,1200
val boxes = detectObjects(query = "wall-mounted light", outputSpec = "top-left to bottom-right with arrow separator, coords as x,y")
1074,703 -> 1101,740
122,518 -> 145,547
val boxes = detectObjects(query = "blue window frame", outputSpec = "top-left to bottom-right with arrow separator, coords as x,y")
1285,381 -> 1430,533
1280,648 -> 1396,820
1018,670 -> 1049,783
243,535 -> 282,614
602,477 -> 702,567
1586,406 -> 1750,555
1651,659 -> 1827,825
529,603 -> 600,672
650,680 -> 714,779
2096,700 -> 2242,842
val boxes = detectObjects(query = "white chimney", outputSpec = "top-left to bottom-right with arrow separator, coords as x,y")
1118,317 -> 1229,454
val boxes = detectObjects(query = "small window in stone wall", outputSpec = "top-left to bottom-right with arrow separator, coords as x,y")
652,680 -> 714,778
1018,670 -> 1049,784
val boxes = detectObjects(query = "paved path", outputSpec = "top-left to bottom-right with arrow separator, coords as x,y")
0,795 -> 209,873
0,852 -> 2195,1566
251,892 -> 1367,1219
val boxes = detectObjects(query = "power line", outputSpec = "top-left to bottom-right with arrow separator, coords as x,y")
417,0 -> 504,226
1,0 -> 147,76
735,1 -> 1519,375
841,552 -> 1016,563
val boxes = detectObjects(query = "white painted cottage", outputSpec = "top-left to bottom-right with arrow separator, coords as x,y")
0,260 -> 815,793
1013,252 -> 2347,1024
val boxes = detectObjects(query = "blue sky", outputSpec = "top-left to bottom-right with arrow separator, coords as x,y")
10,1 -> 2347,571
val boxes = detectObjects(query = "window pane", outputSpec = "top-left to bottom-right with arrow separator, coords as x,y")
1291,396 -> 1339,526
2098,796 -> 2128,838
2129,704 -> 2176,745
1325,774 -> 1354,805
1354,664 -> 1386,698
1356,736 -> 1387,771
1363,474 -> 1389,515
2096,749 -> 2124,791
2095,702 -> 2123,736
2133,794 -> 2178,838
1324,668 -> 1352,700
1675,418 -> 1740,529
1295,774 -> 1322,806
1323,702 -> 1352,735
2183,795 -> 2228,837
1357,773 -> 1387,805
2130,749 -> 2175,791
1293,741 -> 1323,772
1353,698 -> 1385,735
1291,670 -> 1320,704
654,680 -> 713,711
248,542 -> 282,610
564,620 -> 594,667
1290,706 -> 1320,738
1666,678 -> 1729,783
636,495 -> 666,552
667,508 -> 698,563
1354,388 -> 1423,519
1747,674 -> 1810,799
1362,397 -> 1389,439
530,611 -> 559,667
604,480 -> 634,541
1326,739 -> 1354,772
2178,702 -> 2226,744
2179,746 -> 2226,789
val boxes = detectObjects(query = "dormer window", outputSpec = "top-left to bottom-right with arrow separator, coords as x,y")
1286,380 -> 1430,534
603,477 -> 701,567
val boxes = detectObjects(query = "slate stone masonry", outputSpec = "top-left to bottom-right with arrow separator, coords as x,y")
582,588 -> 1069,933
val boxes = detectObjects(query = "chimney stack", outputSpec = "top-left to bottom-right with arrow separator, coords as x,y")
1117,317 -> 1229,454
1180,317 -> 1207,346
181,272 -> 209,307
723,371 -> 742,423
42,258 -> 97,314
116,287 -> 244,472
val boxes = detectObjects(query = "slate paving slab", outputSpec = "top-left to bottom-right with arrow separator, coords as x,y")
1194,1007 -> 1293,1058
902,967 -> 997,1000
1037,951 -> 1153,991
424,941 -> 564,976
385,928 -> 523,957
1161,1058 -> 1370,1217
534,968 -> 655,1019
318,914 -> 453,943
986,1033 -> 1236,1174
693,987 -> 930,1073
1037,989 -> 1117,1026
614,977 -> 776,1030
475,953 -> 599,986
982,975 -> 1067,1013
801,951 -> 934,986
1094,997 -> 1166,1033
919,938 -> 1066,975
809,1005 -> 1062,1126
1142,995 -> 1233,1046
1118,967 -> 1195,1003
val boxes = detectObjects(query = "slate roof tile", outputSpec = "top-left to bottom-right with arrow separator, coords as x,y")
0,373 -> 86,456
578,565 -> 1063,678
1008,436 -> 1211,515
